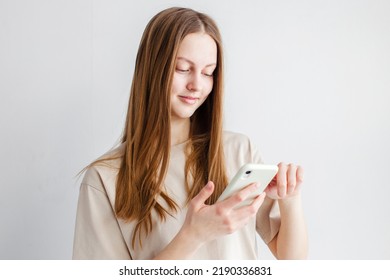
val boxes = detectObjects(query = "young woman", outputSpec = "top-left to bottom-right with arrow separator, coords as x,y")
73,7 -> 307,260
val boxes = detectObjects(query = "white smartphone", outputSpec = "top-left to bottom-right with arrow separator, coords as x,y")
217,163 -> 278,207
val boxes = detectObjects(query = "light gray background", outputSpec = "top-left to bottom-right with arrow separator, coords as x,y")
1,0 -> 389,259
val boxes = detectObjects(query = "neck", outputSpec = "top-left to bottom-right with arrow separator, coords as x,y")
170,118 -> 190,146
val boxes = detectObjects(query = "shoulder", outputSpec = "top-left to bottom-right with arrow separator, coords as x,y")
222,130 -> 257,155
222,130 -> 263,166
222,130 -> 252,147
81,144 -> 124,194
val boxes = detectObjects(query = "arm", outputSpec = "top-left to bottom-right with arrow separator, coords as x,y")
73,183 -> 132,259
265,163 -> 308,260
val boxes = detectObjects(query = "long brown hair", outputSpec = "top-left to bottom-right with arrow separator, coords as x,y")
103,7 -> 227,248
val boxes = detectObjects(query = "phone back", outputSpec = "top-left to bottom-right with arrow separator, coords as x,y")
217,163 -> 278,206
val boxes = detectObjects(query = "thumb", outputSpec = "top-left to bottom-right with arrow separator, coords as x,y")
191,181 -> 215,210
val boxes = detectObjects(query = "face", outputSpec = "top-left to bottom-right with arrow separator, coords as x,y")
170,32 -> 217,122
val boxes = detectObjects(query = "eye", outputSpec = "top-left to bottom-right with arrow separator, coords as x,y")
203,66 -> 216,77
176,68 -> 189,73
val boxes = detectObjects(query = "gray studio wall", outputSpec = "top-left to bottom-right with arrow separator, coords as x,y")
0,0 -> 389,259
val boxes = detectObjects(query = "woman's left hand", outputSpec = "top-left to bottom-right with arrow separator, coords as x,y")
264,162 -> 304,200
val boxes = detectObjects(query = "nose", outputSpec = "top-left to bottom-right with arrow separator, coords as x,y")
186,73 -> 202,92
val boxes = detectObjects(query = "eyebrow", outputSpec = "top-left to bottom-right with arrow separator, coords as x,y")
176,57 -> 216,68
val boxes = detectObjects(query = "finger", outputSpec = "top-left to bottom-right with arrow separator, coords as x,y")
231,192 -> 266,221
244,192 -> 266,214
277,162 -> 288,197
252,191 -> 267,209
292,165 -> 304,194
297,165 -> 304,185
220,182 -> 259,209
190,181 -> 215,210
287,164 -> 297,195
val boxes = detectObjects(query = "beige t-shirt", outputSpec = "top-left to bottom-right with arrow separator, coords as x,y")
72,131 -> 280,259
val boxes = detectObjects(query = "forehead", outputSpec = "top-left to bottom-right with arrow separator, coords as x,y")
176,32 -> 217,65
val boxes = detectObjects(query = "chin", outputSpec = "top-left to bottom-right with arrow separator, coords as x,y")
171,110 -> 196,121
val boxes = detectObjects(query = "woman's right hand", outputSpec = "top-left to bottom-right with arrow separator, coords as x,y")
181,181 -> 266,245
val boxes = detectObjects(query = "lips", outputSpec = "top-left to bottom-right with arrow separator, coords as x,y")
178,95 -> 199,105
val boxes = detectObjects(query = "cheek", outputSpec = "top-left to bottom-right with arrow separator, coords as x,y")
170,79 -> 179,94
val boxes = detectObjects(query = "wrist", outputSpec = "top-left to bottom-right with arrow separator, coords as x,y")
176,225 -> 204,253
153,226 -> 203,260
277,194 -> 302,212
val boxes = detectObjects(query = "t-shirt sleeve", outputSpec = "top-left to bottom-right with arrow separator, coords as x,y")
249,139 -> 281,244
72,168 -> 131,259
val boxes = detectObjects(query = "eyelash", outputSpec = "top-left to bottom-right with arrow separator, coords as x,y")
176,68 -> 189,73
176,68 -> 213,77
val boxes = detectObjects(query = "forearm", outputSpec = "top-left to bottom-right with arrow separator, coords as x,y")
275,194 -> 308,259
